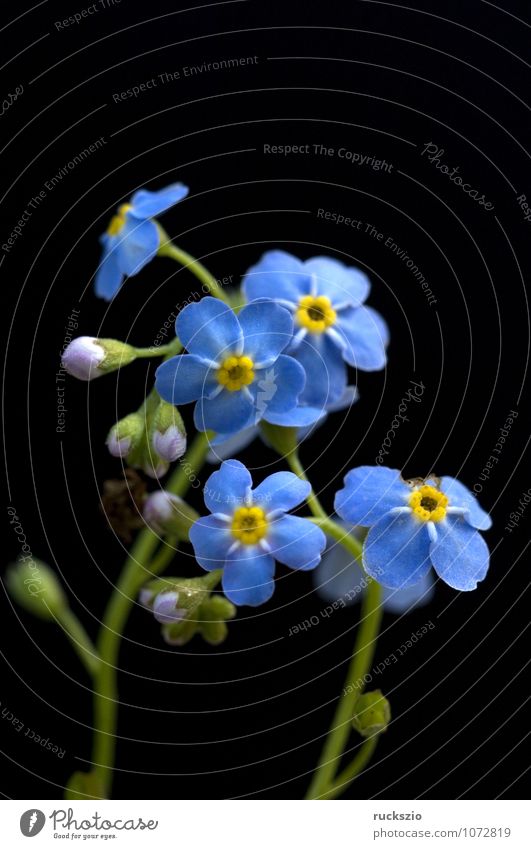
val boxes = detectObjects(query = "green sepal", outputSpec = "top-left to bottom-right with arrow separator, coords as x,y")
6,558 -> 67,621
352,690 -> 391,738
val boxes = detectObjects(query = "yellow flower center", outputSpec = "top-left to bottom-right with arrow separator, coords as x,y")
106,203 -> 133,236
231,506 -> 268,545
217,355 -> 255,392
409,484 -> 448,523
296,295 -> 337,333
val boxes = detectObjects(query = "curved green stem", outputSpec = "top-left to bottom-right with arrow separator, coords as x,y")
157,233 -> 230,304
134,338 -> 182,359
286,450 -> 328,520
305,577 -> 383,799
322,735 -> 379,800
55,607 -> 100,678
309,515 -> 364,562
90,431 -> 211,798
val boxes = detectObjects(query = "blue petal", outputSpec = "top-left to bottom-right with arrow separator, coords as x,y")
193,387 -> 255,435
304,256 -> 370,306
264,404 -> 324,427
336,305 -> 388,370
177,297 -> 242,361
335,466 -> 411,526
249,355 -> 306,420
243,250 -> 309,303
189,515 -> 232,571
312,535 -> 366,605
325,384 -> 359,412
155,354 -> 216,405
252,471 -> 310,513
222,547 -> 275,606
429,517 -> 490,591
440,476 -> 492,531
129,182 -> 189,218
267,514 -> 326,570
238,300 -> 293,364
313,524 -> 435,613
363,512 -> 432,588
203,459 -> 252,513
207,427 -> 258,463
382,571 -> 435,613
293,334 -> 348,407
116,215 -> 159,276
94,240 -> 124,300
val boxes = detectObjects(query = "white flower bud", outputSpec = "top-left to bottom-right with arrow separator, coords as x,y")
62,336 -> 137,381
62,337 -> 105,381
152,425 -> 187,462
143,490 -> 198,537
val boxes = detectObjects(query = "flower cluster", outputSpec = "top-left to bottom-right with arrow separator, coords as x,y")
58,178 -> 493,620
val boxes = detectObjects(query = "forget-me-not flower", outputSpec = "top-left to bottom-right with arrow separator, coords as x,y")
95,182 -> 189,300
335,466 -> 492,591
242,251 -> 388,407
189,460 -> 327,605
155,297 -> 314,436
313,520 -> 434,614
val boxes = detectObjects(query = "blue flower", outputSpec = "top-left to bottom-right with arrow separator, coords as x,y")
335,466 -> 492,591
189,460 -> 327,605
313,520 -> 434,614
94,182 -> 189,300
155,297 -> 314,436
242,251 -> 389,407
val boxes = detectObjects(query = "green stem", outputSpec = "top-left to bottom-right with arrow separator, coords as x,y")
134,338 -> 182,359
309,516 -> 363,562
55,607 -> 100,678
157,235 -> 230,304
286,450 -> 328,520
322,735 -> 379,800
305,578 -> 383,800
91,431 -> 211,798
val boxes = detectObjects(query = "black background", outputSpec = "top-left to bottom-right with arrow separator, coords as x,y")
1,0 -> 530,800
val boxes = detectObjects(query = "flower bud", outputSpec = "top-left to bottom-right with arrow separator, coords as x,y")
62,337 -> 137,381
143,491 -> 199,538
140,577 -> 235,647
6,558 -> 67,621
106,413 -> 145,458
151,400 -> 187,462
352,690 -> 391,738
152,591 -> 189,624
62,336 -> 105,381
